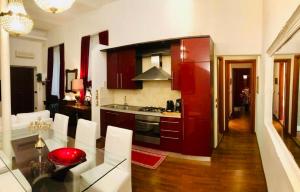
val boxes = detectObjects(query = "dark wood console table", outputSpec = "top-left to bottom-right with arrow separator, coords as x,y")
59,101 -> 91,138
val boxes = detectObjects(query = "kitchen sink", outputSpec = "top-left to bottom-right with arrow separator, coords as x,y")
103,104 -> 141,111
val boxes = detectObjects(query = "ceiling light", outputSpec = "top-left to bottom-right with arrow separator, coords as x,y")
34,0 -> 76,14
0,0 -> 33,36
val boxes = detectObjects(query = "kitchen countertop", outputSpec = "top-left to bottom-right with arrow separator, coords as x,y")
100,104 -> 181,118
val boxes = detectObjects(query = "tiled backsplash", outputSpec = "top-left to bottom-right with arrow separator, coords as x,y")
112,81 -> 180,107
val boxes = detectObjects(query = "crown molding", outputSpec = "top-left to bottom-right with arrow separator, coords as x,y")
267,5 -> 300,55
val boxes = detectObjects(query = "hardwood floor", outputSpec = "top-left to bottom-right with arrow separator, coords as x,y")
273,119 -> 300,167
97,115 -> 267,192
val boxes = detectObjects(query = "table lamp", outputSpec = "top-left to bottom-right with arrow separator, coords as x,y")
72,79 -> 84,105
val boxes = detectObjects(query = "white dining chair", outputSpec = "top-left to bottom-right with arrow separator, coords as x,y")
0,151 -> 31,192
75,119 -> 97,148
44,113 -> 69,151
52,113 -> 69,140
69,119 -> 97,192
80,125 -> 133,192
0,169 -> 32,192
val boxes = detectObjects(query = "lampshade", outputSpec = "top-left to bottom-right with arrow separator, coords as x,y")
72,79 -> 84,92
0,0 -> 33,35
34,0 -> 76,14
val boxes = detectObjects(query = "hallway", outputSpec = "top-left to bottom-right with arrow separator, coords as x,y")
228,111 -> 252,134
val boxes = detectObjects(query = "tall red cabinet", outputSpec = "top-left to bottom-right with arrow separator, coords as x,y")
180,37 -> 214,156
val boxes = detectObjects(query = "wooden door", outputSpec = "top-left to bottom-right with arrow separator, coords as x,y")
291,56 -> 300,137
278,62 -> 285,122
11,67 -> 34,114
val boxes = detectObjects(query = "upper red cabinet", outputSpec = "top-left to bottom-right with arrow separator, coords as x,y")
181,38 -> 211,62
107,48 -> 142,89
171,42 -> 181,90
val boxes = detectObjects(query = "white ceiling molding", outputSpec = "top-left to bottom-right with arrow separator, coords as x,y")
267,5 -> 300,55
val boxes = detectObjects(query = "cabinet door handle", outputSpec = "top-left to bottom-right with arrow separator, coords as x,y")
182,99 -> 184,139
160,121 -> 180,124
161,136 -> 180,140
120,73 -> 123,88
106,111 -> 119,115
161,129 -> 180,133
117,73 -> 119,88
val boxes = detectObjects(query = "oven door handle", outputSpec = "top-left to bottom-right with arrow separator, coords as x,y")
136,120 -> 159,125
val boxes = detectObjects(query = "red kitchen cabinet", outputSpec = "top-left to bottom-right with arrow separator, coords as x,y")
180,37 -> 214,157
182,37 -> 211,62
171,42 -> 181,90
107,50 -> 118,89
107,48 -> 142,89
100,109 -> 135,137
160,117 -> 182,153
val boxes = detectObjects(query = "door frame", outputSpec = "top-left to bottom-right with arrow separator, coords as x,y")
274,59 -> 291,135
217,57 -> 224,135
291,56 -> 300,137
224,59 -> 256,133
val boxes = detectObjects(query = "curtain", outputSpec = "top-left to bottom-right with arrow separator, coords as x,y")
59,44 -> 65,99
46,47 -> 54,101
51,46 -> 60,98
80,35 -> 91,102
99,30 -> 109,45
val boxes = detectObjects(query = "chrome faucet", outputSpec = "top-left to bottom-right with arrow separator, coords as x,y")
124,96 -> 128,109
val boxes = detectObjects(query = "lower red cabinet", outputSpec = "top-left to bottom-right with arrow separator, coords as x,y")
100,109 -> 135,137
160,117 -> 182,153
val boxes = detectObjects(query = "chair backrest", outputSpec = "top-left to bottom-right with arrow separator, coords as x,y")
105,126 -> 133,172
53,113 -> 69,140
75,119 -> 97,148
16,110 -> 50,124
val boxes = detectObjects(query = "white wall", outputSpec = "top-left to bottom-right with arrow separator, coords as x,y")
260,0 -> 300,191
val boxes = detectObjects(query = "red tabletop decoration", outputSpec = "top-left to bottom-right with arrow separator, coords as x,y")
48,148 -> 86,166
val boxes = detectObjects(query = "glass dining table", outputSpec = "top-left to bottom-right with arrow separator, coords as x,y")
0,128 -> 126,192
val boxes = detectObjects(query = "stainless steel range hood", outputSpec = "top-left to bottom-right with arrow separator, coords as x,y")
132,54 -> 171,81
132,66 -> 171,81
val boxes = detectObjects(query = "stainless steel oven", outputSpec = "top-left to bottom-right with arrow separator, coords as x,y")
134,114 -> 160,145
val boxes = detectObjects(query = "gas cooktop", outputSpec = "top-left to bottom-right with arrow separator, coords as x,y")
139,106 -> 166,113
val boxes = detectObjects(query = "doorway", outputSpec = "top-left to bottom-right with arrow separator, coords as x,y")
272,59 -> 291,136
224,60 -> 256,133
291,55 -> 300,141
11,67 -> 34,114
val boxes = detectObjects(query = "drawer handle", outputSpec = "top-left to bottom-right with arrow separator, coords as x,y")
136,120 -> 159,125
161,129 -> 180,133
160,121 -> 180,124
161,136 -> 180,140
106,111 -> 119,115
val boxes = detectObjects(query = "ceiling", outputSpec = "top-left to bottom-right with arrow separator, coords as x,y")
24,0 -> 114,31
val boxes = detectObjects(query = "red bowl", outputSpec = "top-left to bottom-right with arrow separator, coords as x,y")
48,148 -> 86,166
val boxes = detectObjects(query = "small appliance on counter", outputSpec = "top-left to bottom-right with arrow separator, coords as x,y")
166,100 -> 175,112
175,99 -> 181,112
